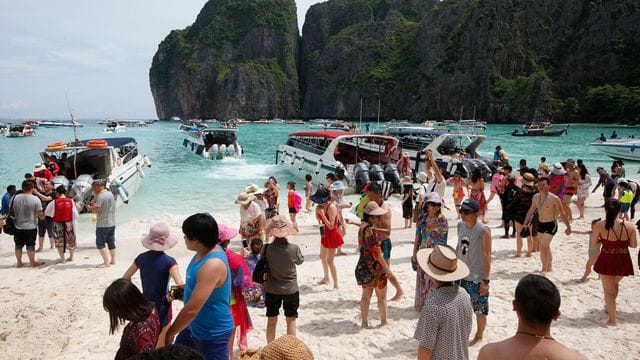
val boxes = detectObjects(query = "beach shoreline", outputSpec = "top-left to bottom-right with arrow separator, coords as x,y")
0,186 -> 638,360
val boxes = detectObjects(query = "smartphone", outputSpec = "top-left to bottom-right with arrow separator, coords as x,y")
319,224 -> 325,237
242,239 -> 249,249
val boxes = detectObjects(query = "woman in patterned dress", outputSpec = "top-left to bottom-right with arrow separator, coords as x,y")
411,192 -> 448,311
353,201 -> 395,328
467,168 -> 488,223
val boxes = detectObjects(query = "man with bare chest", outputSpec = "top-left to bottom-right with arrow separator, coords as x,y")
523,177 -> 571,273
562,159 -> 580,221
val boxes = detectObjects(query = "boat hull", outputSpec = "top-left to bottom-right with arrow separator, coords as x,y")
590,142 -> 640,161
511,128 -> 567,136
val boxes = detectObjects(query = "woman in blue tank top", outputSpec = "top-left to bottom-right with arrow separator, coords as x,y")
165,213 -> 234,360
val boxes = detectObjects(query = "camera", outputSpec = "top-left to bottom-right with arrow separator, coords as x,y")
168,285 -> 184,301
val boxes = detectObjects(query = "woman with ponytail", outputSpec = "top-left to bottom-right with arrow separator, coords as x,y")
590,198 -> 637,326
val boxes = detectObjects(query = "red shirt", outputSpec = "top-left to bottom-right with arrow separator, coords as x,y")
34,169 -> 53,181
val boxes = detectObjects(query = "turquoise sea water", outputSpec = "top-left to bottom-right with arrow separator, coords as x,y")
0,121 -> 636,222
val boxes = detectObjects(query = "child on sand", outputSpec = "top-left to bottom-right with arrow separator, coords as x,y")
304,174 -> 313,212
287,181 -> 302,232
572,218 -> 601,283
123,222 -> 182,348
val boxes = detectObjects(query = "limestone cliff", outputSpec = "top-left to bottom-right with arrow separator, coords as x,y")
149,0 -> 299,120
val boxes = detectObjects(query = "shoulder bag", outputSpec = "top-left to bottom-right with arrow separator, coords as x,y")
252,244 -> 270,285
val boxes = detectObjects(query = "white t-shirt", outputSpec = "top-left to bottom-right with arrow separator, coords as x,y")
428,177 -> 446,199
240,201 -> 262,224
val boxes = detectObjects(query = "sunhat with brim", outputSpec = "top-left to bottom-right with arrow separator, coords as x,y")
34,163 -> 47,172
266,215 -> 298,238
551,163 -> 566,176
522,172 -> 535,187
364,201 -> 388,216
416,172 -> 428,183
218,223 -> 239,243
245,184 -> 265,194
400,176 -> 412,185
141,222 -> 178,251
240,335 -> 314,360
235,192 -> 255,205
425,192 -> 442,204
329,181 -> 346,191
417,244 -> 469,282
309,187 -> 330,204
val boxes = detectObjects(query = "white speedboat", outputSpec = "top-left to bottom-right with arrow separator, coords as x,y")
178,120 -> 207,131
276,131 -> 402,193
376,127 -> 494,179
183,127 -> 242,160
103,122 -> 127,133
39,120 -> 83,128
40,137 -> 151,210
590,139 -> 640,161
7,124 -> 35,137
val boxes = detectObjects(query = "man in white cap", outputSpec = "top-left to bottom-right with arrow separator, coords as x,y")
414,244 -> 473,359
456,198 -> 492,346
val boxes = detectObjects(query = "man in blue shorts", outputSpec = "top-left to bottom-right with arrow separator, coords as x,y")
456,199 -> 492,346
87,180 -> 117,268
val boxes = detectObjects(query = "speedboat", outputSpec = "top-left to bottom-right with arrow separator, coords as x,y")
385,119 -> 410,127
40,138 -> 151,210
7,124 -> 35,137
40,120 -> 83,128
22,120 -> 40,129
276,131 -> 402,193
511,122 -> 567,136
376,127 -> 494,179
103,122 -> 127,133
100,119 -> 147,127
590,139 -> 640,161
183,127 -> 242,160
178,120 -> 207,131
0,123 -> 8,136
285,120 -> 305,125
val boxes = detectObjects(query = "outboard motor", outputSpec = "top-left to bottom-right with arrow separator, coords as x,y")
219,144 -> 227,159
71,174 -> 94,212
210,144 -> 219,158
383,163 -> 402,194
353,162 -> 370,193
369,164 -> 385,182
227,145 -> 236,156
463,159 -> 493,181
52,175 -> 70,192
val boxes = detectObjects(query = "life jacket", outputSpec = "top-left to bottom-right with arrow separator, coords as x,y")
549,174 -> 566,197
53,198 -> 74,222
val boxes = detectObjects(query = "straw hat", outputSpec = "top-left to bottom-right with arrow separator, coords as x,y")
522,172 -> 535,187
400,176 -> 412,185
266,215 -> 298,238
34,163 -> 47,172
141,222 -> 178,251
416,244 -> 469,282
245,184 -> 265,194
241,335 -> 314,360
363,201 -> 388,216
551,163 -> 566,176
235,192 -> 255,205
218,223 -> 239,243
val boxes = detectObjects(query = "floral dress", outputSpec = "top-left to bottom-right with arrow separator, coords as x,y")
414,213 -> 448,311
355,223 -> 387,288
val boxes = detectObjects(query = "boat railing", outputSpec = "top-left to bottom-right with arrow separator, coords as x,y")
286,138 -> 328,155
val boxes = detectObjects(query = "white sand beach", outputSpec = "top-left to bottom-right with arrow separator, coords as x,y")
0,187 -> 638,360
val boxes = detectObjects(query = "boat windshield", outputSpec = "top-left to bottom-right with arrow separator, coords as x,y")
199,130 -> 237,146
437,135 -> 485,157
334,137 -> 392,165
286,136 -> 332,155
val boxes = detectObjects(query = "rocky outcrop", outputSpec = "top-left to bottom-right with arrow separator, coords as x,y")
300,0 -> 640,122
150,0 -> 300,120
151,0 -> 640,122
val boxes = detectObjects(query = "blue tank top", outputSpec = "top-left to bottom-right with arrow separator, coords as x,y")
184,249 -> 233,340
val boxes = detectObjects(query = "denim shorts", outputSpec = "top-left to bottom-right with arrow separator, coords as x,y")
175,327 -> 232,360
381,239 -> 392,260
96,226 -> 116,249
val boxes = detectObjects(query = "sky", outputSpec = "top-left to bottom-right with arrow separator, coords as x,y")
0,0 -> 318,120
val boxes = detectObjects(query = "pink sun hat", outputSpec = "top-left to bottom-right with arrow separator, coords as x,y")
218,223 -> 239,243
141,222 -> 178,251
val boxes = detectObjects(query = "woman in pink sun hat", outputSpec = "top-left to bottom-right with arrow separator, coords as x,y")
123,222 -> 183,347
218,223 -> 254,359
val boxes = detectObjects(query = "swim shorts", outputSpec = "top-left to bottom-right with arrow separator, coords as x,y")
564,187 -> 577,196
458,279 -> 489,315
621,203 -> 631,213
381,239 -> 392,260
537,221 -> 558,236
288,207 -> 297,214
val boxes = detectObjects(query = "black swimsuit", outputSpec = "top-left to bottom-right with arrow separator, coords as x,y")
538,220 -> 558,235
